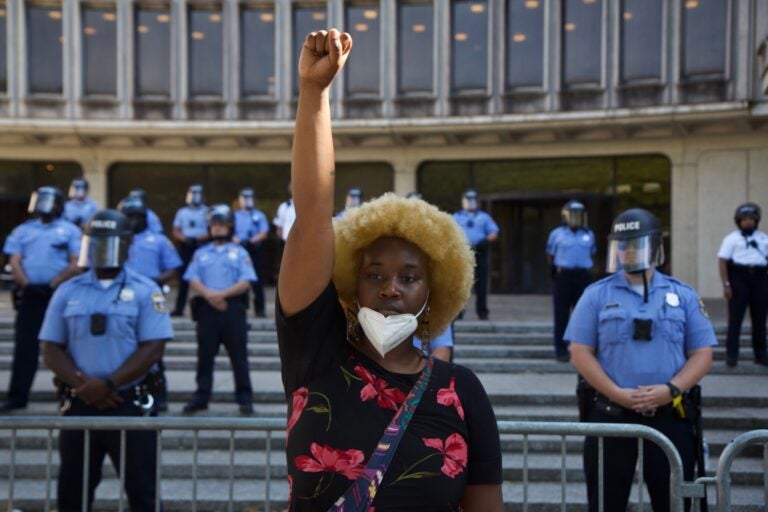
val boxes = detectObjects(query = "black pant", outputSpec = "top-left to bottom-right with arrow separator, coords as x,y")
244,243 -> 266,315
584,407 -> 696,512
726,266 -> 768,361
473,245 -> 489,318
552,269 -> 591,357
174,241 -> 198,314
5,286 -> 52,405
58,398 -> 159,512
192,300 -> 252,405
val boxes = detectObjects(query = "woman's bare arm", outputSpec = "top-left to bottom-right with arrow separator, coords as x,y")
278,29 -> 353,316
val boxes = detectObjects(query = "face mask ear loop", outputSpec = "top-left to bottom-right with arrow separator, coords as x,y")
415,291 -> 430,319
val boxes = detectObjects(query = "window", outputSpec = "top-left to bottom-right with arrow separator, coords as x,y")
620,0 -> 662,82
27,4 -> 63,94
240,5 -> 276,97
188,4 -> 223,97
0,4 -> 6,92
292,5 -> 327,95
682,0 -> 727,78
135,5 -> 171,97
451,0 -> 488,92
345,3 -> 380,95
82,5 -> 117,96
562,0 -> 602,85
506,0 -> 544,88
397,1 -> 433,94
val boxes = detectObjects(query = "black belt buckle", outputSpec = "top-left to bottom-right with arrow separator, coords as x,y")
641,409 -> 656,417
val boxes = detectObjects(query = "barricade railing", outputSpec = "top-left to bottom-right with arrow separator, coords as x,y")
714,429 -> 768,512
1,417 -> 755,512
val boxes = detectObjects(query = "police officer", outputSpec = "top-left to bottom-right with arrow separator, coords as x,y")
39,209 -> 173,511
0,187 -> 81,412
121,194 -> 182,411
335,187 -> 363,219
546,200 -> 596,362
63,178 -> 99,228
129,188 -> 164,234
565,209 -> 716,512
182,204 -> 256,415
171,184 -> 209,316
717,202 -> 768,366
233,188 -> 269,317
453,189 -> 499,320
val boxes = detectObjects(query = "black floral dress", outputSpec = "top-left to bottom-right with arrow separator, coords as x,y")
277,283 -> 502,512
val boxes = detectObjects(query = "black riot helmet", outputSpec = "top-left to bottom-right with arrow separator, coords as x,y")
129,188 -> 147,202
28,186 -> 65,220
207,204 -> 234,242
68,178 -> 89,200
734,203 -> 761,230
186,184 -> 204,206
606,208 -> 664,274
239,188 -> 255,209
119,195 -> 149,234
345,187 -> 363,208
561,200 -> 587,229
78,209 -> 133,269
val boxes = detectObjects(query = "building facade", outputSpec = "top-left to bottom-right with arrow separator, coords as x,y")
0,0 -> 766,295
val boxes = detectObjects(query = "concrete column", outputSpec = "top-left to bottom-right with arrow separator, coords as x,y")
80,157 -> 111,208
392,159 -> 418,197
669,154 -> 698,288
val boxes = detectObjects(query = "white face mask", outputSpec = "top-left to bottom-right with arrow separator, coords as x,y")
357,295 -> 429,358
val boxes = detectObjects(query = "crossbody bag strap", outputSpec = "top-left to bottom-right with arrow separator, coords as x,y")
329,357 -> 435,512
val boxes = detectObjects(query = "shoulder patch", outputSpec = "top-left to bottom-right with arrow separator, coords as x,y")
697,297 -> 710,318
151,291 -> 167,313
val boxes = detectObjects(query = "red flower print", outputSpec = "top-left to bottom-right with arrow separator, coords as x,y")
287,387 -> 308,439
437,377 -> 465,420
422,434 -> 468,478
354,365 -> 405,410
295,443 -> 365,480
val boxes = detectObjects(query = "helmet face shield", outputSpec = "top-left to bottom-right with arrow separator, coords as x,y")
78,235 -> 130,269
606,234 -> 664,273
69,183 -> 87,200
186,185 -> 204,206
28,192 -> 57,216
563,208 -> 587,228
239,194 -> 254,209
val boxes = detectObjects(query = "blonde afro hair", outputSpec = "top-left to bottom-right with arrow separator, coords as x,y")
333,193 -> 475,337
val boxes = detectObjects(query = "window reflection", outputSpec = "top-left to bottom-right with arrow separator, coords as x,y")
506,0 -> 543,88
0,4 -> 6,92
27,4 -> 63,94
82,5 -> 117,96
135,6 -> 171,97
620,0 -> 661,82
398,2 -> 433,93
241,5 -> 276,96
292,6 -> 327,95
189,5 -> 223,97
345,3 -> 380,95
451,0 -> 488,92
682,0 -> 727,77
562,0 -> 602,85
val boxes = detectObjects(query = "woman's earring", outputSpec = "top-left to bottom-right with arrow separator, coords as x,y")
419,305 -> 431,355
346,305 -> 361,345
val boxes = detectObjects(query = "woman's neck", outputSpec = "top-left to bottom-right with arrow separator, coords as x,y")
357,337 -> 426,374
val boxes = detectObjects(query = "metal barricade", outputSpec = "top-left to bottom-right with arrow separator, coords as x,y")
714,429 -> 768,512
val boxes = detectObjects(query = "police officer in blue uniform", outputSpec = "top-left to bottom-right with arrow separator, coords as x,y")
0,187 -> 81,412
566,209 -> 716,512
39,209 -> 173,511
63,178 -> 99,228
717,203 -> 768,366
171,184 -> 209,316
182,204 -> 256,414
121,194 -> 182,411
453,189 -> 499,320
129,188 -> 164,234
546,200 -> 596,362
335,187 -> 363,219
233,188 -> 269,317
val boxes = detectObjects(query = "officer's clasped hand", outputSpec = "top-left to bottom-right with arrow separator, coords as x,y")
72,372 -> 123,410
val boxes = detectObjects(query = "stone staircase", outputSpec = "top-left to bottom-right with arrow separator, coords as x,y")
0,318 -> 766,511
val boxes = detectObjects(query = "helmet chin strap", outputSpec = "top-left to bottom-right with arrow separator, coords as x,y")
628,269 -> 649,303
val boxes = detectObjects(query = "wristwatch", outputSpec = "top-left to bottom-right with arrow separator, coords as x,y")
666,382 -> 681,399
104,378 -> 117,392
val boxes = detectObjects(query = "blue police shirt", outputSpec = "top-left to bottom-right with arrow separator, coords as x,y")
564,271 -> 717,388
183,242 -> 257,289
125,229 -> 183,280
233,208 -> 269,241
173,205 -> 208,238
38,269 -> 174,386
3,219 -> 81,284
413,324 -> 454,355
63,198 -> 99,226
147,208 -> 164,234
452,210 -> 500,247
546,226 -> 596,269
